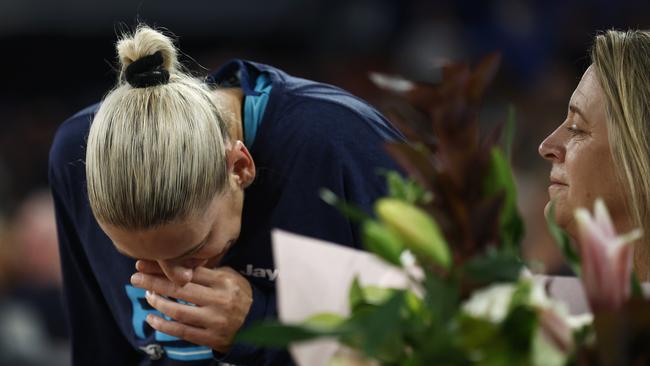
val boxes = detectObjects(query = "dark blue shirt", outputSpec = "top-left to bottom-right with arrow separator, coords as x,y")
49,60 -> 404,366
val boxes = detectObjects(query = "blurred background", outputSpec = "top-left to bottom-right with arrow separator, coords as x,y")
0,0 -> 649,364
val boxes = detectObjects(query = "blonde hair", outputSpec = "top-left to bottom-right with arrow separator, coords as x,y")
591,30 -> 650,267
86,25 -> 231,229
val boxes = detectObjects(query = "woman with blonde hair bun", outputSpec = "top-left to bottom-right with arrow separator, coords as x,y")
49,25 -> 404,365
539,30 -> 650,280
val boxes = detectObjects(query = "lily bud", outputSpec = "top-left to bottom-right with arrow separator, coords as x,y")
375,198 -> 451,269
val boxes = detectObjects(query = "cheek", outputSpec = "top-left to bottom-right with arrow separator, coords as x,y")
217,212 -> 243,245
563,141 -> 627,227
565,142 -> 610,206
553,143 -> 604,236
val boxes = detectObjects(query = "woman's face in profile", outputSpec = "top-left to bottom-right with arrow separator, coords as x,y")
538,65 -> 629,238
100,190 -> 244,286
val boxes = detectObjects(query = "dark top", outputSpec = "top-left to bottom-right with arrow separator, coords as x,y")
48,60 -> 404,366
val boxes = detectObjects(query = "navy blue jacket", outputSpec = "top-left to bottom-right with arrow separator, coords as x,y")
49,60 -> 404,366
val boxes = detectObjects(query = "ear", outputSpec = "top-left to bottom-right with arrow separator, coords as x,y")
226,140 -> 256,188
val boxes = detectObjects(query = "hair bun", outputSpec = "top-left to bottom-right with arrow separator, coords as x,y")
116,26 -> 179,87
124,51 -> 169,88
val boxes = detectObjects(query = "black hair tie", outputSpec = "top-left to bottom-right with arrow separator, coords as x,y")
124,51 -> 170,88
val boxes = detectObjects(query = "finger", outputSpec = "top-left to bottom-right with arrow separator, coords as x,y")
191,266 -> 246,288
136,260 -> 164,275
145,314 -> 210,345
131,273 -> 214,306
188,266 -> 222,287
146,314 -> 231,352
145,291 -> 208,328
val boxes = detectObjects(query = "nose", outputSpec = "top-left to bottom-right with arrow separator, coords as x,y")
157,258 -> 206,286
538,126 -> 565,163
158,261 -> 192,286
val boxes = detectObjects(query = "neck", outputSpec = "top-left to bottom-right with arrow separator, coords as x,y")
211,87 -> 244,142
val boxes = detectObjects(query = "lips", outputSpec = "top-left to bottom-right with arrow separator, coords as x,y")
549,175 -> 568,186
548,176 -> 568,194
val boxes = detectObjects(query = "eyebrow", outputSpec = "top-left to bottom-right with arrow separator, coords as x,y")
114,231 -> 211,261
569,104 -> 591,125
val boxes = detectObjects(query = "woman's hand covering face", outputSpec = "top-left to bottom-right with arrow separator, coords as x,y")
130,260 -> 253,353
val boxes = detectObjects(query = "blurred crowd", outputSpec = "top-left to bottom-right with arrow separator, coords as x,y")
1,0 -> 650,364
0,190 -> 68,365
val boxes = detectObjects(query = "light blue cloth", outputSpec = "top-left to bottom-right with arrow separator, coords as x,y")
243,73 -> 272,147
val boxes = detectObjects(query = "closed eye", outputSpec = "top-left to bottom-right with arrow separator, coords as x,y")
566,124 -> 588,137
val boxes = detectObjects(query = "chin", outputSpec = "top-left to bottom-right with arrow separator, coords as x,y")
546,200 -> 575,237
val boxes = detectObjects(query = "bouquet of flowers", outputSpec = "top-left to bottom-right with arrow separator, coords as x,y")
239,54 -> 650,366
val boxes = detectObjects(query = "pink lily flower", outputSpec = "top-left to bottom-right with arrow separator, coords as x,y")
575,199 -> 642,311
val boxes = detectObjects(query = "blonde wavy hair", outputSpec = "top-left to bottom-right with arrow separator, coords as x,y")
86,26 -> 231,230
591,30 -> 650,276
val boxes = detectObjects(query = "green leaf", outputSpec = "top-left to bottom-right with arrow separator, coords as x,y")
349,276 -> 365,312
457,314 -> 501,351
236,321 -> 321,347
349,276 -> 398,312
341,291 -> 408,363
398,353 -> 422,366
320,188 -> 373,223
457,314 -> 516,365
375,198 -> 451,269
423,272 -> 459,325
508,280 -> 532,311
378,169 -> 433,205
402,294 -> 431,341
362,286 -> 397,306
531,327 -> 568,366
502,305 -> 538,352
404,290 -> 426,318
545,200 -> 581,276
328,350 -> 378,366
237,313 -> 348,348
501,281 -> 537,352
463,247 -> 523,284
303,313 -> 347,332
362,220 -> 405,267
483,148 -> 525,249
384,169 -> 409,200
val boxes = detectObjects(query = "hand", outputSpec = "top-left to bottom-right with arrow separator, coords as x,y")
130,260 -> 253,353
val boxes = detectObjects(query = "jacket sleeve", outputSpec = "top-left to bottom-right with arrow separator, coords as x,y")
49,118 -> 140,366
